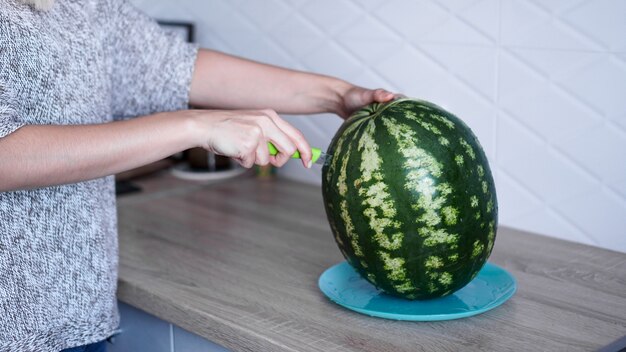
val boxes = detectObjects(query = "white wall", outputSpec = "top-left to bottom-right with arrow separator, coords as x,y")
132,0 -> 626,253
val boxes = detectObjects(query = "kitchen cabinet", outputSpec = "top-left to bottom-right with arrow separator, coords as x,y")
108,302 -> 228,352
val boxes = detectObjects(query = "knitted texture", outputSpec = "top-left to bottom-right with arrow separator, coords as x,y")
0,0 -> 198,350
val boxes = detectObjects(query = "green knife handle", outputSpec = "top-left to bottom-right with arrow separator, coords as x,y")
267,142 -> 322,164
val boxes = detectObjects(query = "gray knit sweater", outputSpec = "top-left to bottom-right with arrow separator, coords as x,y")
0,0 -> 197,350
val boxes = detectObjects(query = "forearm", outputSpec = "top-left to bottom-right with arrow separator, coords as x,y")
189,49 -> 352,114
0,112 -> 196,192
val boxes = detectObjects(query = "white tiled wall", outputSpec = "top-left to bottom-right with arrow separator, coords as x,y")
132,0 -> 626,253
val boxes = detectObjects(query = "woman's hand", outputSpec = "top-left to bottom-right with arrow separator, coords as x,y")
190,109 -> 312,169
335,86 -> 401,119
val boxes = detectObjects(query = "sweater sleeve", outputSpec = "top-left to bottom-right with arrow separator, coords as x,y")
0,12 -> 24,139
107,0 -> 199,120
0,78 -> 24,139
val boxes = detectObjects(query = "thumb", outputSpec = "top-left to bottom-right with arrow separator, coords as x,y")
371,88 -> 395,103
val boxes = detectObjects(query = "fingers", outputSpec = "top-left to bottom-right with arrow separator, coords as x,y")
255,139 -> 270,166
264,110 -> 312,168
243,109 -> 311,169
239,123 -> 263,168
342,87 -> 398,119
199,109 -> 311,169
237,153 -> 255,169
271,149 -> 292,168
372,88 -> 395,103
256,111 -> 298,166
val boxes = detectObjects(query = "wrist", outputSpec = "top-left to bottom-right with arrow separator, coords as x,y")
324,78 -> 353,115
175,110 -> 209,150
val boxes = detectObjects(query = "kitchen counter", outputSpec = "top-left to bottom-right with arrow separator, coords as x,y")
116,172 -> 626,351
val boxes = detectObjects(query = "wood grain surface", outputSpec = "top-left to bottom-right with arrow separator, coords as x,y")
116,173 -> 626,352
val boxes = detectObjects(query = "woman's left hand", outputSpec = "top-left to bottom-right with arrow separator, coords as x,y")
335,86 -> 403,119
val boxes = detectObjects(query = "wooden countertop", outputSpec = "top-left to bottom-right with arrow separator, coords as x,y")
116,173 -> 626,352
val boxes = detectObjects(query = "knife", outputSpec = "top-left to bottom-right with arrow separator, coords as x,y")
267,142 -> 329,166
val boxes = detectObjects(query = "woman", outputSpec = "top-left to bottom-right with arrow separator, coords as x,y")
0,0 -> 396,351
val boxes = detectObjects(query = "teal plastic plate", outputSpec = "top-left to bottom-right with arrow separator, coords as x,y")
318,261 -> 516,321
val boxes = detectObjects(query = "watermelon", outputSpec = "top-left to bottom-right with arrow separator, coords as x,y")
322,98 -> 497,300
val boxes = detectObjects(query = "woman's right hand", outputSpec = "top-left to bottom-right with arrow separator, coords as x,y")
188,109 -> 312,169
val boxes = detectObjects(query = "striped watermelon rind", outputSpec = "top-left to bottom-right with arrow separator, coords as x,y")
322,98 -> 498,300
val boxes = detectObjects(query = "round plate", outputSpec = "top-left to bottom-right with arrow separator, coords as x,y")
318,261 -> 516,321
170,164 -> 247,181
